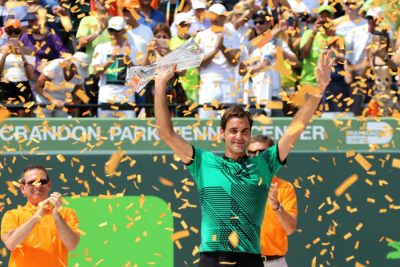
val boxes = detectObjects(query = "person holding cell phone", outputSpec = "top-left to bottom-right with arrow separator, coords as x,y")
0,164 -> 80,267
0,19 -> 35,117
144,23 -> 187,117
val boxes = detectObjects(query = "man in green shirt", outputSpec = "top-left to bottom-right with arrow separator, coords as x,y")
154,50 -> 333,266
300,5 -> 336,86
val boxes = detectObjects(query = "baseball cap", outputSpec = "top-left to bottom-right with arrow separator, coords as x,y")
208,3 -> 227,16
4,19 -> 21,29
318,5 -> 335,16
366,7 -> 383,19
192,0 -> 206,10
108,16 -> 126,31
72,52 -> 90,79
175,12 -> 190,25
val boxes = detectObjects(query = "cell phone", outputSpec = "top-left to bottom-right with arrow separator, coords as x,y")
156,39 -> 169,49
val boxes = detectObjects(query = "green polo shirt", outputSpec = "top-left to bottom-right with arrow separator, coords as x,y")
186,144 -> 284,254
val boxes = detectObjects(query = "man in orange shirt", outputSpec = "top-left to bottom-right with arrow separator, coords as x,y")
1,164 -> 80,267
248,135 -> 298,267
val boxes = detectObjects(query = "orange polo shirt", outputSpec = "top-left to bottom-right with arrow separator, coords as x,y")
260,177 -> 298,256
1,202 -> 79,267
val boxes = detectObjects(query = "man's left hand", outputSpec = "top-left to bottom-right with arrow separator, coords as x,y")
48,192 -> 63,215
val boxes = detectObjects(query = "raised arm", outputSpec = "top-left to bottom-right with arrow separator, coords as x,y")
154,66 -> 193,164
50,192 -> 80,251
278,49 -> 332,162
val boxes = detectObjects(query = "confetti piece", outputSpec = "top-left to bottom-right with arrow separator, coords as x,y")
392,158 -> 400,169
354,154 -> 372,171
335,174 -> 358,196
170,230 -> 190,241
0,109 -> 10,122
159,177 -> 174,187
105,152 -> 122,176
228,231 -> 239,248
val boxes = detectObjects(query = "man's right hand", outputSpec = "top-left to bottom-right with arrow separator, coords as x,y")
35,199 -> 50,218
156,64 -> 176,85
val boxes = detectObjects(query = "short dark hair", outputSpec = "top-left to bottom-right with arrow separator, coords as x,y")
250,135 -> 275,148
221,106 -> 253,130
21,164 -> 49,183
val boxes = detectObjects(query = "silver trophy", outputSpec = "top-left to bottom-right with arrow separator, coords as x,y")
127,39 -> 204,93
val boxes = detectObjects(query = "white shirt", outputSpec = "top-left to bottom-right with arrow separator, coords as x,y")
0,53 -> 35,82
195,25 -> 240,82
250,38 -> 294,100
36,58 -> 84,103
91,42 -> 135,104
345,24 -> 371,67
127,24 -> 153,65
335,15 -> 367,37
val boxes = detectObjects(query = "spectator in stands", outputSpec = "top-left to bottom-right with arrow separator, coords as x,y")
34,52 -> 90,117
322,36 -> 352,115
228,1 -> 253,45
144,23 -> 187,116
344,7 -> 383,115
170,13 -> 199,105
195,3 -> 241,118
0,19 -> 35,117
243,10 -> 299,117
188,0 -> 210,35
159,0 -> 192,26
20,8 -> 67,79
138,0 -> 166,29
364,29 -> 399,116
300,5 -> 335,87
92,16 -> 136,118
334,0 -> 366,37
76,0 -> 111,116
123,0 -> 153,55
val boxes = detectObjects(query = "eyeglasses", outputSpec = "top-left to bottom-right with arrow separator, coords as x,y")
5,28 -> 22,35
25,179 -> 50,186
108,28 -> 122,33
254,20 -> 266,25
247,149 -> 265,156
178,22 -> 189,27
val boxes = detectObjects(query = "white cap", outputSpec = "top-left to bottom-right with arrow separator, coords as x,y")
366,7 -> 383,19
175,12 -> 190,25
72,52 -> 90,79
192,0 -> 206,10
208,3 -> 227,16
108,16 -> 126,31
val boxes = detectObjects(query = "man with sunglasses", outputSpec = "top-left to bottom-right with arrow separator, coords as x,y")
1,165 -> 80,267
248,135 -> 297,267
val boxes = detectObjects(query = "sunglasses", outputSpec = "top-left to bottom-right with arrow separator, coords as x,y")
5,28 -> 22,35
108,28 -> 122,33
254,20 -> 266,25
247,149 -> 265,156
25,179 -> 50,186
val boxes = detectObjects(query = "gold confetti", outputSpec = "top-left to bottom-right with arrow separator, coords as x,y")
334,174 -> 358,196
354,154 -> 372,171
170,230 -> 190,241
105,152 -> 122,176
228,231 -> 239,248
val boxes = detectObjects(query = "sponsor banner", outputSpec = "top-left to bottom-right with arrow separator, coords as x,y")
0,118 -> 398,153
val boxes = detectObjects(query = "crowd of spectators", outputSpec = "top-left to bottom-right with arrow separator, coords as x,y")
0,0 -> 399,118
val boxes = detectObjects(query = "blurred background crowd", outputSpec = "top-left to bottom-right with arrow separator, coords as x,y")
0,0 -> 399,118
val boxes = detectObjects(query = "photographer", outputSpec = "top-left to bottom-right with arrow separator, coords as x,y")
0,19 -> 35,117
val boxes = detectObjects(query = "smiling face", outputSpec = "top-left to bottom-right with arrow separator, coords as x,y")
20,168 -> 51,205
220,117 -> 251,159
